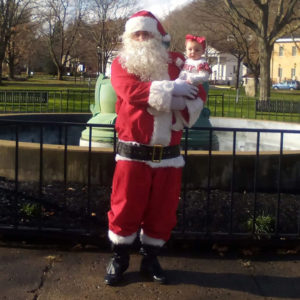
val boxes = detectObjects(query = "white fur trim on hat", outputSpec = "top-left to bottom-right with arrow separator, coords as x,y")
126,16 -> 159,36
125,10 -> 170,42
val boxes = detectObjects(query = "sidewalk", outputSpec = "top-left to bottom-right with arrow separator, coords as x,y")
1,243 -> 300,300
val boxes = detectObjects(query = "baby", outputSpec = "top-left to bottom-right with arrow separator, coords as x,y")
172,34 -> 211,131
179,34 -> 211,102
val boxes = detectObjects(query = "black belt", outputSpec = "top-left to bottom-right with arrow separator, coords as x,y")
116,141 -> 181,163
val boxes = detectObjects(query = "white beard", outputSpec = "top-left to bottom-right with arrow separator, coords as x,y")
119,35 -> 169,81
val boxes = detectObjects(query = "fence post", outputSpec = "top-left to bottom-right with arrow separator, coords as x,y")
60,91 -> 62,112
67,90 -> 69,112
222,93 -> 224,117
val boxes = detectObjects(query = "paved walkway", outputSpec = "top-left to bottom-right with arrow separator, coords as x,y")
1,243 -> 300,300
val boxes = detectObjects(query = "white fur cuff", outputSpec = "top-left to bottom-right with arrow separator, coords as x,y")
148,81 -> 173,112
184,98 -> 204,128
140,229 -> 165,247
108,230 -> 137,245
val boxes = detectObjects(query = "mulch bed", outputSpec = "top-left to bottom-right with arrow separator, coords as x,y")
1,177 -> 299,238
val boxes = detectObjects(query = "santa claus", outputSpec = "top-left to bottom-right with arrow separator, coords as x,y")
105,10 -> 204,286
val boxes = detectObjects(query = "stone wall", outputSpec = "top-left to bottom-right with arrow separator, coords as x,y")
1,140 -> 299,192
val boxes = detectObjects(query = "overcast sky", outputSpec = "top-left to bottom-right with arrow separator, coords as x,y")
138,0 -> 193,19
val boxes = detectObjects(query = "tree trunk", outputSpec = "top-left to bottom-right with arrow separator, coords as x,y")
0,51 -> 5,85
258,38 -> 273,101
7,42 -> 15,80
254,77 -> 259,97
235,57 -> 242,89
57,68 -> 63,80
0,63 -> 2,85
8,59 -> 15,80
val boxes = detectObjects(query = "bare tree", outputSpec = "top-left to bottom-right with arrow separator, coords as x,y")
164,1 -> 249,89
190,0 -> 248,89
163,8 -> 192,52
224,0 -> 300,100
38,0 -> 87,80
89,0 -> 138,76
0,0 -> 32,84
5,18 -> 37,78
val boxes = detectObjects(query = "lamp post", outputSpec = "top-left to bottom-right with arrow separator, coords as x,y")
96,45 -> 101,75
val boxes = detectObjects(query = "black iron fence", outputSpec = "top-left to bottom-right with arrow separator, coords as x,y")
207,94 -> 300,122
1,90 -> 300,123
0,118 -> 299,243
0,90 -> 49,103
0,90 -> 92,113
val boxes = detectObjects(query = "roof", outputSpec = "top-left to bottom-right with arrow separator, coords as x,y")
276,37 -> 300,43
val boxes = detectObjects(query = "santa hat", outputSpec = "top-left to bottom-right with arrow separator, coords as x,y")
125,10 -> 171,42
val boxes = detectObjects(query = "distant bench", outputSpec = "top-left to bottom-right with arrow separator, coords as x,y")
256,100 -> 300,114
0,91 -> 49,104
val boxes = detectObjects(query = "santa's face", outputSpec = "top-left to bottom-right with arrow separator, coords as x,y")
186,40 -> 204,60
119,32 -> 169,81
131,31 -> 154,41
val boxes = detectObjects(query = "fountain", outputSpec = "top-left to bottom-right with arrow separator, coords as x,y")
0,76 -> 300,192
77,76 -> 300,152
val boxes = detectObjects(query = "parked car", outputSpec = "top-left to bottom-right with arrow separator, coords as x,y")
272,80 -> 300,90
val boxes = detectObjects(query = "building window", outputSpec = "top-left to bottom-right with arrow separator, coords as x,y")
233,65 -> 236,73
278,67 -> 282,79
279,46 -> 284,56
292,46 -> 297,56
291,68 -> 296,78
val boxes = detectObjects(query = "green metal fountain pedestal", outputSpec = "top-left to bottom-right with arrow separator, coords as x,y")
181,107 -> 219,150
80,74 -> 117,147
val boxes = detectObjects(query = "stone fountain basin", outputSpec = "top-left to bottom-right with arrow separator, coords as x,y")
0,114 -> 299,192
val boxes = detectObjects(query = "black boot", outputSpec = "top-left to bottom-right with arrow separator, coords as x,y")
104,244 -> 130,285
140,245 -> 167,284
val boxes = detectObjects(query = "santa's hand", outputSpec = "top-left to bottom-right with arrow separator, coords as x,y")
172,79 -> 198,99
170,96 -> 186,110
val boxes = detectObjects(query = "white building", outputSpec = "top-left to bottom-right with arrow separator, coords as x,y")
206,47 -> 247,85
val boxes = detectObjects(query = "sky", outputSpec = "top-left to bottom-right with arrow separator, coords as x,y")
137,0 -> 193,19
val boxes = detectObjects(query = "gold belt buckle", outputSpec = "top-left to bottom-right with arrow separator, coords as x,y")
152,144 -> 163,163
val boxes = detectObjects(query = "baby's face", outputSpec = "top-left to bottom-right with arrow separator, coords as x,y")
186,40 -> 204,60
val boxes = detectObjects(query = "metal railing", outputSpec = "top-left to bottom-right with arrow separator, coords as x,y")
207,94 -> 300,122
1,90 -> 300,123
0,90 -> 93,113
0,118 -> 299,243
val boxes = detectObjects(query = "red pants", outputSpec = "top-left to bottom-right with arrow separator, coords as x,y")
108,160 -> 182,242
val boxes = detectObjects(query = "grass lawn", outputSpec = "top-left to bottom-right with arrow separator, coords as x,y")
210,85 -> 300,101
0,75 -> 96,113
208,85 -> 300,122
0,75 -> 96,91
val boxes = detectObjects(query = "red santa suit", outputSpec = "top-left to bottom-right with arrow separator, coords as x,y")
107,52 -> 203,247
